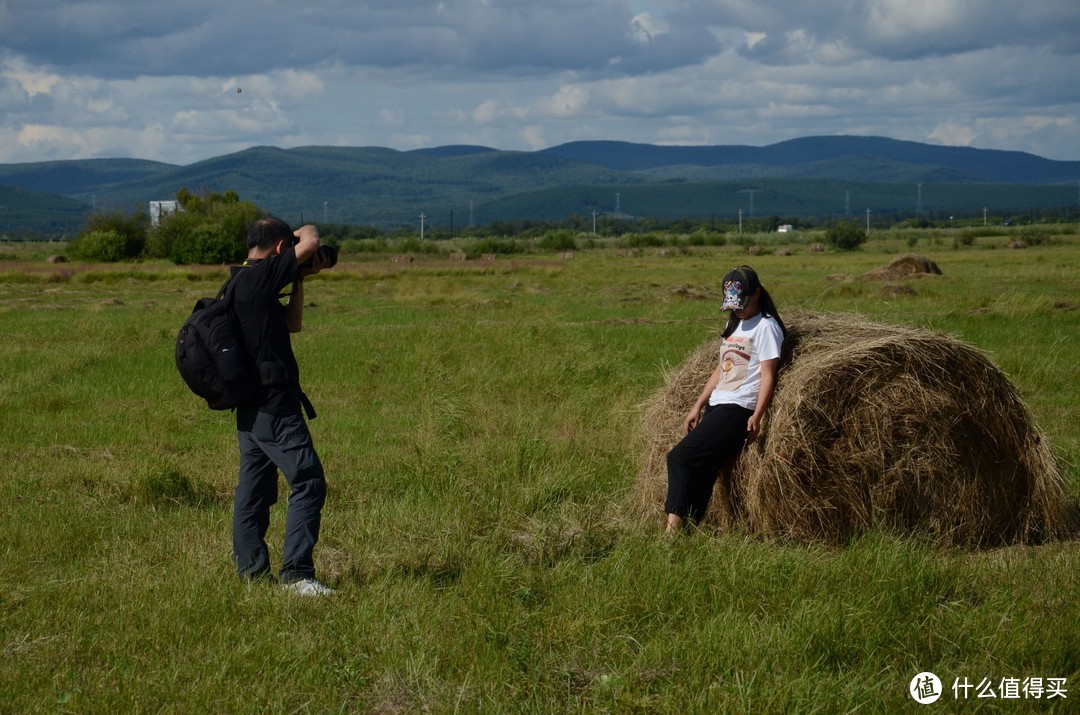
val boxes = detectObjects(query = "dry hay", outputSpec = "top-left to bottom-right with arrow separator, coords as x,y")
634,310 -> 1068,547
670,284 -> 717,301
880,283 -> 917,299
861,254 -> 943,281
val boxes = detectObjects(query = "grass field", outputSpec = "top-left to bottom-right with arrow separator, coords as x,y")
1,230 -> 1078,712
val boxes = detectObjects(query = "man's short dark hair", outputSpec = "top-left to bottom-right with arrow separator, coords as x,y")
247,216 -> 293,250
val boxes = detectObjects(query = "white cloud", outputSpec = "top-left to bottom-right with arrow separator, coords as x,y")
631,13 -> 670,43
521,125 -> 546,150
472,100 -> 499,124
0,0 -> 1078,163
391,132 -> 432,149
379,108 -> 405,127
532,85 -> 590,118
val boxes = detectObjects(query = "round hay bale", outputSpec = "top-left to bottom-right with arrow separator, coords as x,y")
47,254 -> 68,264
635,311 -> 1067,546
861,254 -> 942,281
1007,240 -> 1028,250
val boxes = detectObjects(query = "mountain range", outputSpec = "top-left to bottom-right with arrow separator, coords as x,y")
1,136 -> 1078,234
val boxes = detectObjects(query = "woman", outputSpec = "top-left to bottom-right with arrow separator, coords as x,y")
665,265 -> 785,532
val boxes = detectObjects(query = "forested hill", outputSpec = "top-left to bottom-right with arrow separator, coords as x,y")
541,136 -> 1080,184
2,136 -> 1078,233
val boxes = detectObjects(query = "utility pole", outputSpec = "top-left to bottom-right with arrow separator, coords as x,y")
591,210 -> 598,234
738,208 -> 743,234
865,207 -> 871,233
983,207 -> 988,226
323,201 -> 328,223
420,212 -> 425,240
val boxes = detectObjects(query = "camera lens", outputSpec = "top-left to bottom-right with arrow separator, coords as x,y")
318,245 -> 338,268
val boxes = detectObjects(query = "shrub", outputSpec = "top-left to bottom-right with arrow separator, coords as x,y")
539,230 -> 577,252
687,231 -> 727,247
68,208 -> 148,262
623,233 -> 666,248
68,229 -> 141,262
465,237 -> 523,258
169,224 -> 245,265
826,221 -> 867,251
148,189 -> 262,264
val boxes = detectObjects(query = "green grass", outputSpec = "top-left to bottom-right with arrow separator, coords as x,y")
1,232 -> 1078,712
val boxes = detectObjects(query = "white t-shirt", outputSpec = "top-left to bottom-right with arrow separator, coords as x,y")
708,313 -> 784,410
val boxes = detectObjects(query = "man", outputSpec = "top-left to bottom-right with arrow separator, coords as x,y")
229,216 -> 333,596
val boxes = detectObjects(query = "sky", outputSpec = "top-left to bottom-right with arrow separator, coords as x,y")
1,0 -> 1079,166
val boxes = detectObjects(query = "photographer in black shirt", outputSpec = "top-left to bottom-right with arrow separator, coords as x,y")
229,217 -> 333,596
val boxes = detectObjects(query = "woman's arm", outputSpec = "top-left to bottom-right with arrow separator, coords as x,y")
684,363 -> 723,433
746,358 -> 779,442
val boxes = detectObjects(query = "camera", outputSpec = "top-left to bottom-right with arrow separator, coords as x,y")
291,239 -> 338,270
300,244 -> 338,270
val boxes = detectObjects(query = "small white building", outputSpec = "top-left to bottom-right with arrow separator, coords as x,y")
777,224 -> 795,233
149,200 -> 180,227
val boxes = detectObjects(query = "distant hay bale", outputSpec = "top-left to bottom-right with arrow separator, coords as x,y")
809,243 -> 826,252
47,255 -> 68,264
634,311 -> 1067,547
861,254 -> 942,281
880,283 -> 917,298
669,284 -> 716,301
1007,240 -> 1028,250
747,245 -> 763,255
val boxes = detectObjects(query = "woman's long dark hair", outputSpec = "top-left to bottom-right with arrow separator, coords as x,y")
721,286 -> 785,338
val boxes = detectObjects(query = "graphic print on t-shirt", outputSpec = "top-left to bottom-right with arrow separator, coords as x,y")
715,335 -> 754,391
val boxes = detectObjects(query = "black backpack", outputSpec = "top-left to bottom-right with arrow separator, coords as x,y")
175,274 -> 262,410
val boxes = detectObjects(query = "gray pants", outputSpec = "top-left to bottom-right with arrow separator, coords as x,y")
234,406 -> 326,583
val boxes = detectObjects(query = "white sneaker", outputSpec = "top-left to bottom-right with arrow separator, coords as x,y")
282,578 -> 336,596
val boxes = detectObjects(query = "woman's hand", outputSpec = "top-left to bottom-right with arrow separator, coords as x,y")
684,407 -> 702,434
746,413 -> 762,443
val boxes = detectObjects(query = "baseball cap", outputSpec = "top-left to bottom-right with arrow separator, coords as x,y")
721,266 -> 761,311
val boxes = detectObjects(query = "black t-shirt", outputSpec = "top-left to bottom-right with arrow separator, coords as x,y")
229,248 -> 304,415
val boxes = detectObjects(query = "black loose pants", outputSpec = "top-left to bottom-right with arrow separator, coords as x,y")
665,403 -> 753,521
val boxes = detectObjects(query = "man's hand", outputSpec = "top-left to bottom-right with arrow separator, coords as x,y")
293,224 -> 320,266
